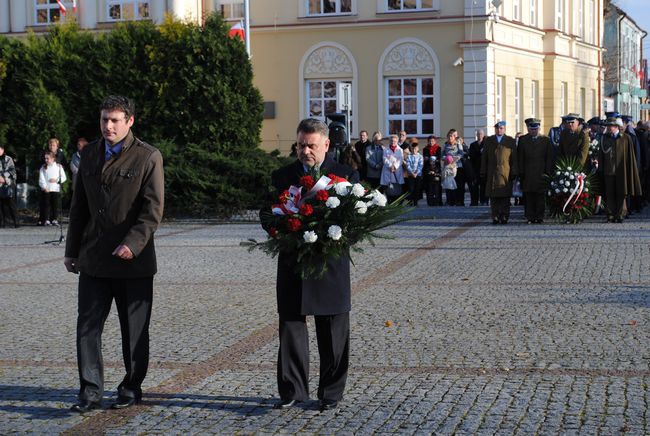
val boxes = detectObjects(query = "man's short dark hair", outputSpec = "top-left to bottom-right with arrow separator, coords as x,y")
100,95 -> 135,119
297,118 -> 329,137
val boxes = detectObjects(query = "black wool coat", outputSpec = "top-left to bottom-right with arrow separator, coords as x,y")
269,156 -> 359,316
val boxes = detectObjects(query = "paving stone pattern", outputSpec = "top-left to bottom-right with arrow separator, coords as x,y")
0,204 -> 648,434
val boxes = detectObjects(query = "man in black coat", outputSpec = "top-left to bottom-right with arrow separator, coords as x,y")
267,118 -> 358,412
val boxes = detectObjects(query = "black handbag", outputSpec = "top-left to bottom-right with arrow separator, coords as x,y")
386,172 -> 402,197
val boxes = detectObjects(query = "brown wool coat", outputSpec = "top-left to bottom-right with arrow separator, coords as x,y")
559,129 -> 590,166
481,134 -> 518,197
65,131 -> 165,278
517,134 -> 554,193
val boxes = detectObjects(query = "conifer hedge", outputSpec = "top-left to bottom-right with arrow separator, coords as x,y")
0,14 -> 288,217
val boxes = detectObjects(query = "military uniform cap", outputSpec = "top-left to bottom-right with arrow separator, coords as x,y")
525,118 -> 541,127
605,111 -> 620,119
621,115 -> 633,123
587,117 -> 601,125
494,120 -> 506,128
562,113 -> 580,121
604,117 -> 624,127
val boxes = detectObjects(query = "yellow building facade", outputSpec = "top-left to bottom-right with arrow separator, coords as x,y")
249,0 -> 604,152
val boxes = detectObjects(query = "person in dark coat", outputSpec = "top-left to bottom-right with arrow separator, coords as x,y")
353,130 -> 370,180
468,129 -> 485,206
598,117 -> 642,222
422,135 -> 442,206
64,95 -> 165,413
481,121 -> 517,224
558,113 -> 590,166
517,118 -> 554,223
266,118 -> 359,412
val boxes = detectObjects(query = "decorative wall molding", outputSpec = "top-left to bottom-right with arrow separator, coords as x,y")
304,46 -> 353,77
383,42 -> 434,73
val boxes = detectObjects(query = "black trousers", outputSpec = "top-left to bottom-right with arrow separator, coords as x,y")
604,175 -> 627,220
277,312 -> 349,402
422,175 -> 442,206
76,273 -> 153,402
454,167 -> 467,205
0,197 -> 17,226
524,192 -> 545,221
490,196 -> 511,220
39,191 -> 61,222
405,176 -> 422,206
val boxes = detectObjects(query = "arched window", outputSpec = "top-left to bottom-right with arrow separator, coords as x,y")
300,43 -> 358,133
379,39 -> 439,137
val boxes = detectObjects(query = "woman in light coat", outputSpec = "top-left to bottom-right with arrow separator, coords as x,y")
380,134 -> 404,202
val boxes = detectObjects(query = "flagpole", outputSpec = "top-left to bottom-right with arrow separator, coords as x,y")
244,0 -> 250,57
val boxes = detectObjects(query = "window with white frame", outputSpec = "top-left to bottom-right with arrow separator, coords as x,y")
555,0 -> 564,31
107,1 -> 149,21
307,80 -> 353,132
495,76 -> 504,122
386,0 -> 435,11
560,81 -> 568,114
588,0 -> 595,43
386,77 -> 434,135
514,78 -> 523,133
513,0 -> 521,21
214,0 -> 244,20
531,80 -> 538,118
529,0 -> 536,27
35,0 -> 61,25
308,0 -> 351,15
576,0 -> 584,38
591,89 -> 596,115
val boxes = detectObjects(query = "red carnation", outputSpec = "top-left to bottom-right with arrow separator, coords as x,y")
279,190 -> 290,202
327,173 -> 346,184
299,175 -> 315,190
287,218 -> 301,232
315,190 -> 329,201
299,204 -> 314,216
268,227 -> 278,238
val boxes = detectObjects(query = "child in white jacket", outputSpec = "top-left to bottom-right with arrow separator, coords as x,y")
38,151 -> 67,226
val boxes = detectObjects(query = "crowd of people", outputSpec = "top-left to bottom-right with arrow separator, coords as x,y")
0,136 -> 89,228
337,112 -> 649,224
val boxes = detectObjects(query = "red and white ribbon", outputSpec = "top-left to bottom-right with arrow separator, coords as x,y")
562,173 -> 585,214
271,176 -> 331,216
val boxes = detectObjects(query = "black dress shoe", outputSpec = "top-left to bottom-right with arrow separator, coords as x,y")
319,399 -> 339,412
273,399 -> 300,409
111,396 -> 140,409
70,400 -> 101,413
492,219 -> 499,225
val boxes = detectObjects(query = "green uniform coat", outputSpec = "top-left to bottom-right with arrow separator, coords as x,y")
598,132 -> 642,198
481,134 -> 518,197
559,129 -> 590,166
517,134 -> 554,193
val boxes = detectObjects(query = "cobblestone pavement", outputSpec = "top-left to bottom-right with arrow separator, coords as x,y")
1,204 -> 649,435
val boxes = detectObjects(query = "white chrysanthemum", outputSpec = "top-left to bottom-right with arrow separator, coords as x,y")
563,188 -> 569,193
334,181 -> 352,196
351,183 -> 365,198
303,231 -> 318,243
585,188 -> 589,192
556,171 -> 561,176
355,201 -> 368,214
551,181 -> 556,187
564,171 -> 569,176
567,167 -> 572,171
555,188 -> 561,193
559,179 -> 565,185
547,191 -> 552,196
565,181 -> 570,187
370,191 -> 388,207
569,175 -> 575,180
327,225 -> 342,241
325,197 -> 341,209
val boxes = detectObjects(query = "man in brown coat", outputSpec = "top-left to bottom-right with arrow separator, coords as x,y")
518,118 -> 554,223
559,113 -> 590,166
598,117 -> 642,222
64,95 -> 164,412
481,121 -> 517,224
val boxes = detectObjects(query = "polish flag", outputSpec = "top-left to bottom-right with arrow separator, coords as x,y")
73,0 -> 77,13
57,0 -> 67,14
229,21 -> 245,41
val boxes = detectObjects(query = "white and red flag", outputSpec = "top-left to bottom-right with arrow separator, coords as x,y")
57,0 -> 77,15
229,21 -> 245,40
